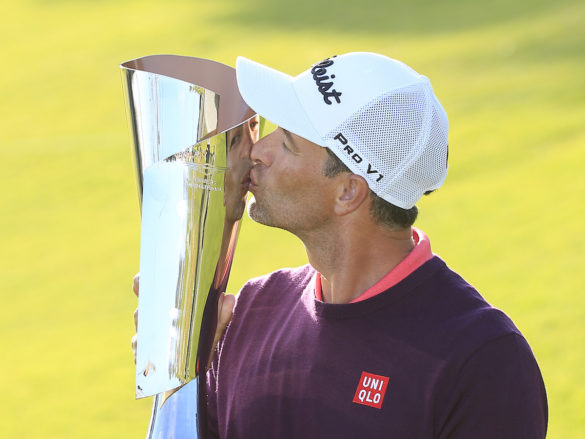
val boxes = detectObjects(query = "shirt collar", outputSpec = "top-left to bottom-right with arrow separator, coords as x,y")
314,227 -> 433,303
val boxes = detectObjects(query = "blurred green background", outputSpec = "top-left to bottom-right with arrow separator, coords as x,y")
1,0 -> 583,437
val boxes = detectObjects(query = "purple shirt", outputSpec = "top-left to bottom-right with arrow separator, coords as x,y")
207,257 -> 547,438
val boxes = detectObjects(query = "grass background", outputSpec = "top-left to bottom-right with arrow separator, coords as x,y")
1,0 -> 583,437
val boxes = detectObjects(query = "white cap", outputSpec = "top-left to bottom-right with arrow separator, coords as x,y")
236,52 -> 449,209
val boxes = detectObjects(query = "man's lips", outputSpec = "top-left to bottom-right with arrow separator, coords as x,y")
245,167 -> 260,189
241,169 -> 254,190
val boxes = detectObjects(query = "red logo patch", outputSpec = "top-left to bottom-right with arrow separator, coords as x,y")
352,371 -> 389,409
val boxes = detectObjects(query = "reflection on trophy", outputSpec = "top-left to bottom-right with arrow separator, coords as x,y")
121,55 -> 258,439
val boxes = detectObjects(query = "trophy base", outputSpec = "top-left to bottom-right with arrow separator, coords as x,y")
146,378 -> 199,439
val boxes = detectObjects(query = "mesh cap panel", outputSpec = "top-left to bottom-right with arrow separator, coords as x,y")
326,83 -> 448,209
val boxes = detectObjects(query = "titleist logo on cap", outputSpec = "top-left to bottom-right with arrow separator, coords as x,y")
311,57 -> 342,105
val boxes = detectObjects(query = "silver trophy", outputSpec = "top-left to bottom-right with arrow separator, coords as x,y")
121,55 -> 257,439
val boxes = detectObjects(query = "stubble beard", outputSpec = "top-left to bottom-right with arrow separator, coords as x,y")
247,195 -> 276,228
247,194 -> 298,233
246,193 -> 329,243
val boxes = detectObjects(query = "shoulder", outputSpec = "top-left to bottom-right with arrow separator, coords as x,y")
241,263 -> 316,291
386,257 -> 527,363
418,257 -> 521,339
234,264 -> 316,311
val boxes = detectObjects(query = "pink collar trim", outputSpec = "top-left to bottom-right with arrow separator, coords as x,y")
314,228 -> 433,303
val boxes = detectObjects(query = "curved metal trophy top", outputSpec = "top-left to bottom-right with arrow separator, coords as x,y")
122,55 -> 256,198
121,55 -> 257,400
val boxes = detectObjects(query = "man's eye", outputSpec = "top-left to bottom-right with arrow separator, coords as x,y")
230,136 -> 240,149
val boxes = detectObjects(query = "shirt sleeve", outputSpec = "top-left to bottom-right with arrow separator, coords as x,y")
436,333 -> 548,439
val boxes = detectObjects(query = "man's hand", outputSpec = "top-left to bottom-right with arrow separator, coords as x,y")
211,289 -> 235,368
131,273 -> 235,369
131,274 -> 140,364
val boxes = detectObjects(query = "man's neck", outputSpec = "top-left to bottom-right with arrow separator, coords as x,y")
304,226 -> 415,304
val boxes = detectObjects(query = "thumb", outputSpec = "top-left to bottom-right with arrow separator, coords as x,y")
216,293 -> 235,344
207,293 -> 235,369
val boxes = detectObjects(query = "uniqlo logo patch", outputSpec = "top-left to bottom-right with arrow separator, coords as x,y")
352,371 -> 389,409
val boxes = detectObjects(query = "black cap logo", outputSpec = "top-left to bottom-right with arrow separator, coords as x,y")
311,57 -> 342,105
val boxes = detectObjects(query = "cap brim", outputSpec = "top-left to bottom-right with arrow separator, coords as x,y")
236,57 -> 324,146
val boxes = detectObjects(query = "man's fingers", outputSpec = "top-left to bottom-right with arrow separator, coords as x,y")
132,274 -> 140,364
217,293 -> 235,337
133,273 -> 140,297
131,276 -> 234,369
132,334 -> 138,364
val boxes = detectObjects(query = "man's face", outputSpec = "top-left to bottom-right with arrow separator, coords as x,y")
246,127 -> 338,236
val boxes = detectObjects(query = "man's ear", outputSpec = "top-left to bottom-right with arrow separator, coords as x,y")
333,174 -> 370,216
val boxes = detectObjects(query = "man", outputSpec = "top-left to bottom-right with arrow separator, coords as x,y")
135,52 -> 548,438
